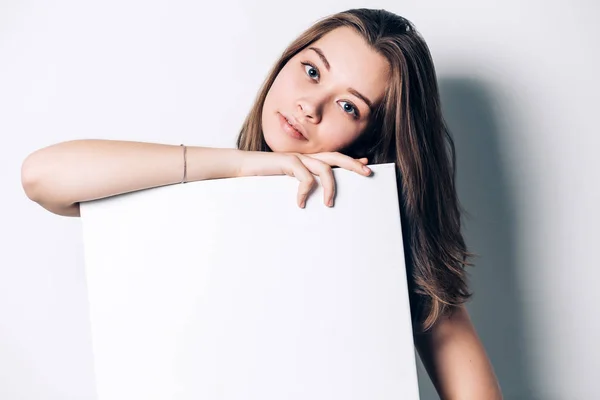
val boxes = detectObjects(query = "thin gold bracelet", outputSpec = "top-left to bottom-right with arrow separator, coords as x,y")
180,144 -> 187,184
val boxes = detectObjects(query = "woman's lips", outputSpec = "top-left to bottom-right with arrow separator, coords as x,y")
278,113 -> 307,141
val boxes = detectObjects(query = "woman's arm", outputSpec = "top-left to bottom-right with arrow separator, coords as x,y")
414,304 -> 503,400
21,140 -> 246,217
21,139 -> 371,217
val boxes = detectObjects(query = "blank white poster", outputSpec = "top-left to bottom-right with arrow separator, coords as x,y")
79,162 -> 420,400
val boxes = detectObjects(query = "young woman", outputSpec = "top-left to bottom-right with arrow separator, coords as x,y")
21,8 -> 502,399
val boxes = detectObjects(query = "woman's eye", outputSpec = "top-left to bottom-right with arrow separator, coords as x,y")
301,61 -> 359,119
339,101 -> 359,118
302,63 -> 319,80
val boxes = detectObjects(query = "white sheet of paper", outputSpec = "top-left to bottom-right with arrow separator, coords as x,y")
80,162 -> 420,400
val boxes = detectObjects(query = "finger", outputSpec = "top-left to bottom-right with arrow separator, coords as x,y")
286,156 -> 315,208
298,155 -> 336,207
307,152 -> 371,176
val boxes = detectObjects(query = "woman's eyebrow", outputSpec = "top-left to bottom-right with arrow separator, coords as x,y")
309,46 -> 331,70
308,46 -> 374,112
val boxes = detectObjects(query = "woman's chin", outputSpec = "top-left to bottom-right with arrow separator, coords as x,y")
264,130 -> 305,153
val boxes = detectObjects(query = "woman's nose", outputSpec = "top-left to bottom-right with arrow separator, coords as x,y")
297,100 -> 322,124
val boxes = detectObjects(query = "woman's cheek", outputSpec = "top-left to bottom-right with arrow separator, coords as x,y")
289,74 -> 305,94
318,122 -> 350,151
334,123 -> 364,150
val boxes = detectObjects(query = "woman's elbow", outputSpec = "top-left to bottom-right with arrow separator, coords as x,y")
21,152 -> 43,202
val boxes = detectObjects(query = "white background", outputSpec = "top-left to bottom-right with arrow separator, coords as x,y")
1,0 -> 598,399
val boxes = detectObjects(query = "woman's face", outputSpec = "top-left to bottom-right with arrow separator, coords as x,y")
261,26 -> 390,154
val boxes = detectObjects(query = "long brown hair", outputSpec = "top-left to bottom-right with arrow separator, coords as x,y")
236,8 -> 473,333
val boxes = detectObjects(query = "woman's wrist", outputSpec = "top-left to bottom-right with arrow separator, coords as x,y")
182,147 -> 245,182
236,149 -> 267,178
231,148 -> 251,178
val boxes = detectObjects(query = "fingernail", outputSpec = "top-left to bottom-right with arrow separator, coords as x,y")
328,198 -> 333,207
363,165 -> 371,174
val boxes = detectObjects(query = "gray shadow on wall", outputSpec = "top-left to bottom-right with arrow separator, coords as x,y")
413,77 -> 537,400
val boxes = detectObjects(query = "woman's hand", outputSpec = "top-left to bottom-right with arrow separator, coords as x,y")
239,151 -> 371,208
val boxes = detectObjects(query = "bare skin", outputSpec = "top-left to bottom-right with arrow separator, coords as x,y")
416,305 -> 503,399
21,26 -> 502,400
261,26 -> 390,154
